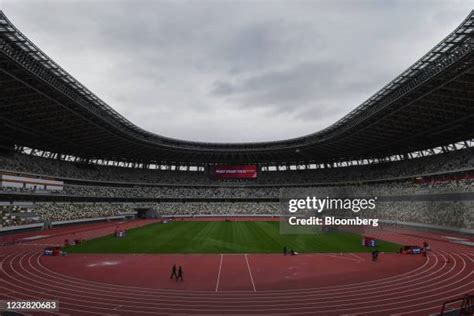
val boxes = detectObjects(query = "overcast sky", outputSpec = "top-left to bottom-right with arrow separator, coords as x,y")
2,0 -> 473,142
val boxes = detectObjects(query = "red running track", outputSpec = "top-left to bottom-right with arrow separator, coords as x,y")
0,219 -> 472,315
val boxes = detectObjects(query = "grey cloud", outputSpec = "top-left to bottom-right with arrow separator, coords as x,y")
211,81 -> 234,96
209,61 -> 383,117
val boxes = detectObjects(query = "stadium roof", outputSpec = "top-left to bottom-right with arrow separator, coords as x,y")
0,10 -> 473,165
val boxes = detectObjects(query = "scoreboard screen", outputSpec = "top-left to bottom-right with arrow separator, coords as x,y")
211,165 -> 258,179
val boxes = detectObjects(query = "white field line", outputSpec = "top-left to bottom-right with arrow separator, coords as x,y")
215,254 -> 223,292
244,254 -> 256,292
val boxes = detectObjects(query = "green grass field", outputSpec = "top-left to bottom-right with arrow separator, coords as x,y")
66,221 -> 400,254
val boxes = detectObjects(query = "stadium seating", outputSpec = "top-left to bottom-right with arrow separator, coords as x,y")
0,150 -> 473,230
0,149 -> 473,185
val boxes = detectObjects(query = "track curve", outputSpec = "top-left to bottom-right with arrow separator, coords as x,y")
0,222 -> 472,315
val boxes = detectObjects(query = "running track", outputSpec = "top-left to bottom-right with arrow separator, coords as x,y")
0,220 -> 472,315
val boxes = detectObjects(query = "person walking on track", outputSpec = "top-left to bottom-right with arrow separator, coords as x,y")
170,264 -> 178,279
176,266 -> 184,281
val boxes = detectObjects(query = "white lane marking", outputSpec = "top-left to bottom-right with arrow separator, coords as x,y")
244,254 -> 256,292
215,254 -> 223,292
349,253 -> 365,262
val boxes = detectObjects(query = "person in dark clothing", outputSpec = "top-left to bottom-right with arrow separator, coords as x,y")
372,249 -> 380,261
176,266 -> 184,281
170,264 -> 178,279
283,246 -> 287,256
